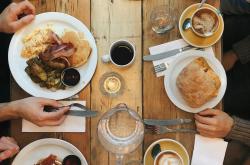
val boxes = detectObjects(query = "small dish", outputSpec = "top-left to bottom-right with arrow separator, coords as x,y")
61,68 -> 81,87
62,155 -> 81,165
144,139 -> 189,165
179,3 -> 224,48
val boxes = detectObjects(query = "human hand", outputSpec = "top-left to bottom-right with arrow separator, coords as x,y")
10,97 -> 69,127
0,137 -> 19,162
222,50 -> 238,71
0,0 -> 35,33
194,109 -> 234,138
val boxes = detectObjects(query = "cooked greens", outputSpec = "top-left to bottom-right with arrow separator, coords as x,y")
25,57 -> 65,90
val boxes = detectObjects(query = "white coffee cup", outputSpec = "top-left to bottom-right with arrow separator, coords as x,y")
101,40 -> 135,67
154,150 -> 184,165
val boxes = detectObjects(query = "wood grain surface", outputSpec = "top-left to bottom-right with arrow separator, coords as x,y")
10,0 -> 221,164
90,0 -> 142,164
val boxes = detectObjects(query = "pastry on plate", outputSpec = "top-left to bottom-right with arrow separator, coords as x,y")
176,57 -> 221,108
62,31 -> 92,67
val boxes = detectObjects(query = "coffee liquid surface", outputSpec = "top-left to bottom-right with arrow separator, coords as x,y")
111,45 -> 134,65
156,153 -> 182,165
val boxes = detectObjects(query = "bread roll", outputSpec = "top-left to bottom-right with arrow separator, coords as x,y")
176,57 -> 221,108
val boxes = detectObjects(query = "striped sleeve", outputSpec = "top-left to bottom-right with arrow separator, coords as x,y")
232,36 -> 250,64
226,116 -> 250,147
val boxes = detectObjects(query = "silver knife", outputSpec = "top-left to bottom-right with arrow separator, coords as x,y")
44,106 -> 98,117
67,110 -> 98,117
143,45 -> 193,61
144,119 -> 192,126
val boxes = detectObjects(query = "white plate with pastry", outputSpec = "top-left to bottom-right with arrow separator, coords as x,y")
164,50 -> 227,113
12,138 -> 88,165
8,12 -> 97,100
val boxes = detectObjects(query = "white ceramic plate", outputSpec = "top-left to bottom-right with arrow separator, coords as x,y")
12,138 -> 88,165
164,50 -> 227,113
8,12 -> 98,100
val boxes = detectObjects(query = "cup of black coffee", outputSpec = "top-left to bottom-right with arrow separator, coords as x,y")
102,40 -> 135,67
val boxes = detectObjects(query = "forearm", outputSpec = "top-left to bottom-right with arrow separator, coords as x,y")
0,102 -> 19,122
226,116 -> 250,147
0,13 -> 5,33
233,35 -> 250,64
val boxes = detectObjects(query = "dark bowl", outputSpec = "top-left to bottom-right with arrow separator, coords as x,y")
61,68 -> 80,87
62,155 -> 81,165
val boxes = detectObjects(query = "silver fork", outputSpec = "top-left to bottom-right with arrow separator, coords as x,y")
145,125 -> 197,134
154,63 -> 167,73
153,48 -> 205,73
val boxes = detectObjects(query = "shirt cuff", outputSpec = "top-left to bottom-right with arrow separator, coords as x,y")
232,36 -> 250,64
226,116 -> 250,146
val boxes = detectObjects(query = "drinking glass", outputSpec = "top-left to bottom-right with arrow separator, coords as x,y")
97,103 -> 144,165
99,72 -> 124,97
150,5 -> 177,34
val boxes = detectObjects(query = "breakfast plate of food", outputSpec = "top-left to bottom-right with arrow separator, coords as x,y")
12,138 -> 87,165
8,12 -> 97,100
164,50 -> 227,113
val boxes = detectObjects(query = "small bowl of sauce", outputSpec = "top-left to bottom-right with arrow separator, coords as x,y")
62,155 -> 81,165
61,68 -> 80,87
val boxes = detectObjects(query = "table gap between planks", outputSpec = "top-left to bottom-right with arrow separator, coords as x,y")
10,0 -> 221,164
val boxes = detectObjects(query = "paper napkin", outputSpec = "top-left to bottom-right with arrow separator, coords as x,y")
22,100 -> 86,132
149,39 -> 215,77
191,134 -> 228,165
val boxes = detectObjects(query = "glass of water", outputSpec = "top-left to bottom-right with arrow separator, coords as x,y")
150,5 -> 177,34
97,103 -> 144,165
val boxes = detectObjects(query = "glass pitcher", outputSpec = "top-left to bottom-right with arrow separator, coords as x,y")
97,103 -> 144,165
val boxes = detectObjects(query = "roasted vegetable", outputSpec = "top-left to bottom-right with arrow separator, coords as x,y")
25,57 -> 66,90
26,58 -> 47,81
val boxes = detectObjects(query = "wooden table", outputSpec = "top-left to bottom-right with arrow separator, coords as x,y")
10,0 -> 221,164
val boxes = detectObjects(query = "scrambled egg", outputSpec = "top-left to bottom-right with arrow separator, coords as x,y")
21,28 -> 52,58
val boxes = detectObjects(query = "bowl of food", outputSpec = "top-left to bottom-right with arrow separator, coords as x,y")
191,7 -> 220,37
61,68 -> 81,87
164,50 -> 227,113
